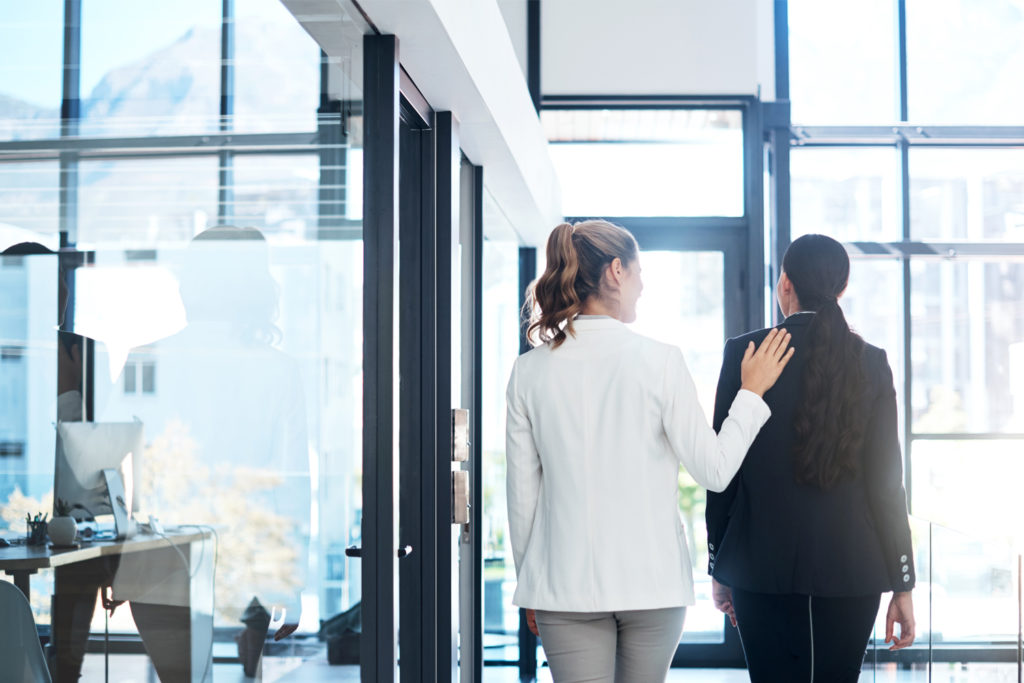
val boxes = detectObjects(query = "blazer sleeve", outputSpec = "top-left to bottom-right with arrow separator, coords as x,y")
505,358 -> 542,576
705,338 -> 744,576
863,349 -> 916,591
661,344 -> 770,494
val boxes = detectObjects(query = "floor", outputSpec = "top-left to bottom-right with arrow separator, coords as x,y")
79,654 -> 1020,682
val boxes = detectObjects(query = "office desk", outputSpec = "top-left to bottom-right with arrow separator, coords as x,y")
0,530 -> 214,682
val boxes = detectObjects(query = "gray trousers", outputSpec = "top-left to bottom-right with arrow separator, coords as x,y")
535,607 -> 686,683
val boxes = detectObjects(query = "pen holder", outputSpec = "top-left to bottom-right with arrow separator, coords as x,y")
27,519 -> 48,546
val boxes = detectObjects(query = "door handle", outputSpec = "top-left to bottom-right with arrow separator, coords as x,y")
345,545 -> 414,559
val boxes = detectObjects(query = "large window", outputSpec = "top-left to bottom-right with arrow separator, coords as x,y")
0,2 -> 370,679
542,108 -> 745,217
788,0 -> 1024,670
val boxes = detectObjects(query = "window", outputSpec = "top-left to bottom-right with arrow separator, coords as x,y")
787,0 -> 1024,669
791,147 -> 901,242
77,156 -> 219,247
788,0 -> 897,124
907,0 -> 1024,124
80,0 -> 222,137
122,360 -> 156,395
0,441 -> 26,458
0,2 -> 371,671
542,108 -> 744,217
0,162 -> 61,245
0,3 -> 62,140
232,0 -> 321,133
910,149 -> 1024,241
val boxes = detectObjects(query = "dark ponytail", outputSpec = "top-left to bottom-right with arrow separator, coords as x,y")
784,234 -> 868,490
526,220 -> 638,348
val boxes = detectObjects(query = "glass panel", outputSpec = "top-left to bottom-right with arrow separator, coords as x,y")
0,162 -> 61,246
791,147 -> 901,242
233,154 -> 320,238
631,250 -> 726,645
481,239 -> 523,665
867,521 -> 1022,679
233,0 -> 321,133
77,156 -> 219,247
841,258 -> 904,427
910,260 -> 1024,434
910,149 -> 1024,241
929,522 -> 1019,649
907,0 -> 1024,124
0,1 -> 370,677
0,251 -> 60,623
789,0 -> 898,125
542,109 -> 744,217
0,2 -> 63,140
911,441 -> 1024,550
80,0 -> 222,137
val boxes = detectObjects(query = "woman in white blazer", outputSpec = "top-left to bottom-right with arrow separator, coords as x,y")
506,220 -> 794,682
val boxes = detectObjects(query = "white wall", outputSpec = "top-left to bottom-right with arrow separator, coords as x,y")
497,0 -> 529,82
542,0 -> 775,97
285,0 -> 562,246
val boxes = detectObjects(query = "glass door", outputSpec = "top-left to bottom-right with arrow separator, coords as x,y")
616,218 -> 749,666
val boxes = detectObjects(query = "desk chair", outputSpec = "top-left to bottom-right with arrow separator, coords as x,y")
0,580 -> 53,683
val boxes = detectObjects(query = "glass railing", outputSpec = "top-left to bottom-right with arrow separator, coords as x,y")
864,516 -> 1023,680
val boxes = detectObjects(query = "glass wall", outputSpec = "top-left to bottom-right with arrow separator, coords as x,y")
0,1 -> 370,679
480,188 -> 534,674
542,108 -> 744,218
789,0 -> 1024,670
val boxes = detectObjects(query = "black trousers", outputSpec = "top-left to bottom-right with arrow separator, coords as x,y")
731,587 -> 881,683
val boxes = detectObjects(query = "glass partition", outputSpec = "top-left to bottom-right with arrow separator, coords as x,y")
865,517 -> 1023,680
0,0 -> 371,679
541,108 -> 744,218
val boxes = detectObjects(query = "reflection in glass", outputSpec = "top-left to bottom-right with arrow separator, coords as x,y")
77,156 -> 219,247
0,162 -> 61,245
0,3 -> 63,140
80,0 -> 222,137
791,147 -> 901,242
788,0 -> 898,125
632,250 -> 726,645
233,154 -> 320,238
233,0 -> 321,133
910,149 -> 1024,241
908,0 -> 1024,124
542,109 -> 744,217
910,260 -> 1024,434
0,250 -> 60,623
480,239 -> 525,664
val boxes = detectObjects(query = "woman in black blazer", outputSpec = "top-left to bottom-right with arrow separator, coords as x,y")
706,234 -> 915,682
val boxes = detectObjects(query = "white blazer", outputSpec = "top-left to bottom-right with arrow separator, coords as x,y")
505,317 -> 770,612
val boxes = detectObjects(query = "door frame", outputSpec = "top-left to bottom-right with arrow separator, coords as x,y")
364,32 -> 469,681
584,216 -> 751,667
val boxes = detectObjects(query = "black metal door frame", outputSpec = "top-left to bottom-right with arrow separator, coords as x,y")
584,216 -> 749,668
361,33 -> 401,683
365,34 -> 467,681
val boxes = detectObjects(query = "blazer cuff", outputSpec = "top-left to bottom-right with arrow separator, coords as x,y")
730,389 -> 771,427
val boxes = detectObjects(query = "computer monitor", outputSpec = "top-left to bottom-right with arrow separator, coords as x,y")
54,420 -> 144,536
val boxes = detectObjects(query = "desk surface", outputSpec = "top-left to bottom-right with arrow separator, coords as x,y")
0,529 -> 210,573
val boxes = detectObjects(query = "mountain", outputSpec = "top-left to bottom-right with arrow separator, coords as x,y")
1,18 -> 321,140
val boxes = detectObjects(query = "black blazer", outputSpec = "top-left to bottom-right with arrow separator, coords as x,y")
705,313 -> 916,596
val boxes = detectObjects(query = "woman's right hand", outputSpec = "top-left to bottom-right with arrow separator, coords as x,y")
739,328 -> 795,397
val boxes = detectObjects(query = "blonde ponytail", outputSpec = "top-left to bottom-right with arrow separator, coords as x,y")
526,220 -> 638,348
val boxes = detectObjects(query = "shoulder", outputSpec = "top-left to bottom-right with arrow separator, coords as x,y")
859,340 -> 896,387
724,325 -> 777,356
